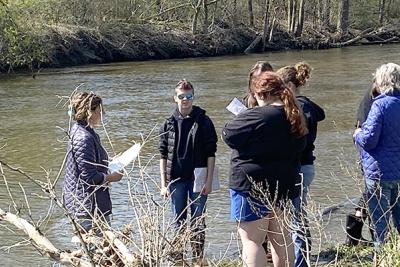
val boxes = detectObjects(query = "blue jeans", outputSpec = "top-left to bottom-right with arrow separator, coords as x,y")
169,178 -> 208,258
365,178 -> 400,244
292,165 -> 315,267
77,215 -> 111,234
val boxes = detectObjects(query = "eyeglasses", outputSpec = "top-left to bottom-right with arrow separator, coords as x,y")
177,93 -> 194,100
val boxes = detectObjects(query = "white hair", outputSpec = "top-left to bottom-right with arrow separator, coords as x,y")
374,63 -> 400,95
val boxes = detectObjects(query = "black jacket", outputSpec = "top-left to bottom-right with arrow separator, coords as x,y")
222,105 -> 306,201
356,87 -> 375,127
297,96 -> 325,165
159,106 -> 217,184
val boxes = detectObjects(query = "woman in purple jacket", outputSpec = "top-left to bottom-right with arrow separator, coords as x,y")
63,91 -> 123,233
353,63 -> 400,244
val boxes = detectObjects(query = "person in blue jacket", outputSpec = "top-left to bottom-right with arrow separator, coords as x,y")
345,82 -> 380,246
63,91 -> 123,233
277,62 -> 325,267
353,63 -> 400,244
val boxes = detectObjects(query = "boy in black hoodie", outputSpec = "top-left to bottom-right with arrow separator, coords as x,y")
159,79 -> 217,265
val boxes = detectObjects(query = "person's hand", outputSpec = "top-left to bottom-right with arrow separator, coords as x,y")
353,128 -> 362,142
201,182 -> 212,195
161,186 -> 169,197
105,171 -> 123,183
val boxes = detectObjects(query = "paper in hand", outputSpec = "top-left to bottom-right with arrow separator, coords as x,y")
226,98 -> 247,115
109,143 -> 141,173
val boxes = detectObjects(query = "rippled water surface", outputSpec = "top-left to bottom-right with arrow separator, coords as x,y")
1,44 -> 400,266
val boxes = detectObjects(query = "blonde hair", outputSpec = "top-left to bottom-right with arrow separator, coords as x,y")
71,91 -> 102,122
277,62 -> 311,88
374,63 -> 400,95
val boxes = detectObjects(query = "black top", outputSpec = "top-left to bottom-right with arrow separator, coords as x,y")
176,113 -> 195,179
159,106 -> 218,182
297,96 -> 325,165
222,105 -> 306,201
356,87 -> 374,127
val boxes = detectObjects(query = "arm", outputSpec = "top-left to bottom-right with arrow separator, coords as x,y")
201,156 -> 215,195
354,102 -> 383,151
222,109 -> 258,149
201,116 -> 218,195
160,158 -> 168,196
309,99 -> 325,122
159,122 -> 169,196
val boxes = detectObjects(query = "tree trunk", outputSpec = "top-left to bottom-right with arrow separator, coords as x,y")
295,0 -> 304,37
321,0 -> 330,28
379,0 -> 386,25
287,0 -> 294,32
192,0 -> 202,34
211,0 -> 218,27
232,0 -> 238,26
337,0 -> 349,37
262,0 -> 270,50
203,0 -> 209,33
290,0 -> 297,33
248,0 -> 254,27
269,17 -> 277,43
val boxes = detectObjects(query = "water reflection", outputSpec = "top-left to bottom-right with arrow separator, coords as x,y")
0,44 -> 399,265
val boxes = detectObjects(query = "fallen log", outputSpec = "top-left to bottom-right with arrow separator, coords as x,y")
0,208 -> 92,267
360,36 -> 400,45
331,25 -> 400,47
244,35 -> 262,54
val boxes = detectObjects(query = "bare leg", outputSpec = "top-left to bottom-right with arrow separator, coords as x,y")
238,217 -> 269,267
266,211 -> 294,267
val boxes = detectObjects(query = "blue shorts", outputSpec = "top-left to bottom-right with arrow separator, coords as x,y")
230,189 -> 269,222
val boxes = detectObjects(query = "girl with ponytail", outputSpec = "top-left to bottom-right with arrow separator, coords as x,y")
277,62 -> 325,267
222,71 -> 307,267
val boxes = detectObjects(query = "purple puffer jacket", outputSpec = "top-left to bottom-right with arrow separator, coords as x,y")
63,121 -> 111,218
355,92 -> 400,181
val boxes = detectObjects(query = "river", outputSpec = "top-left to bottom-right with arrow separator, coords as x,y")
1,44 -> 400,266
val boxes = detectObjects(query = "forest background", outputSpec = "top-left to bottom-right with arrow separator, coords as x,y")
0,0 -> 399,73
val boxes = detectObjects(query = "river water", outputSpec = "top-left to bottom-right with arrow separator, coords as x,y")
1,44 -> 400,266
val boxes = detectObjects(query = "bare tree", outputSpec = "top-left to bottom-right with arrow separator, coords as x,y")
287,0 -> 294,32
321,0 -> 331,28
232,0 -> 238,26
192,0 -> 203,34
262,0 -> 271,49
248,0 -> 255,27
379,0 -> 386,25
203,0 -> 209,33
337,0 -> 349,37
295,0 -> 305,37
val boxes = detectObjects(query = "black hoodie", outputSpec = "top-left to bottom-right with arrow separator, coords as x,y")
159,105 -> 217,183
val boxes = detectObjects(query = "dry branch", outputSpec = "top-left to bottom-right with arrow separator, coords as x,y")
0,208 -> 91,267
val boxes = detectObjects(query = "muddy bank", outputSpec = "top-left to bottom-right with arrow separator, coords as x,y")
29,23 -> 257,70
1,22 -> 400,73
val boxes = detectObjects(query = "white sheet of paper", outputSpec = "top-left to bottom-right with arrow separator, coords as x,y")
226,97 -> 247,115
193,166 -> 220,193
108,143 -> 141,173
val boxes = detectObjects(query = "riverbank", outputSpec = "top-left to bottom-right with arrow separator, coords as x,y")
1,21 -> 400,74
